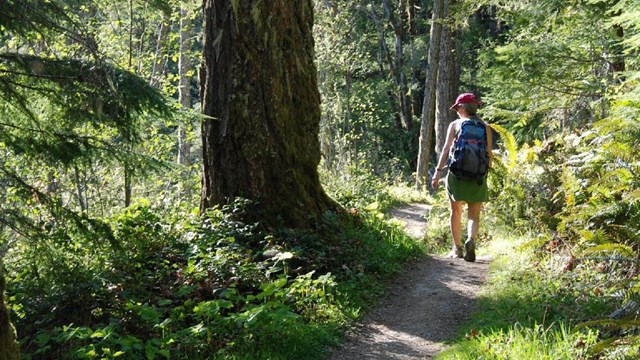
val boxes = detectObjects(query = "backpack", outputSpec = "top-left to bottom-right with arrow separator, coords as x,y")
447,118 -> 489,184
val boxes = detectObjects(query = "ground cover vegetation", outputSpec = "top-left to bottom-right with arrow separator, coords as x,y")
2,2 -> 426,358
1,0 -> 640,359
435,1 -> 640,358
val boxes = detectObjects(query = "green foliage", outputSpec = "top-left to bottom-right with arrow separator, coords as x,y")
473,0 -> 622,143
439,230 -> 617,359
0,0 -> 194,259
0,54 -> 171,158
489,123 -> 518,169
321,164 -> 395,210
5,186 -> 427,359
476,109 -> 640,358
485,132 -> 563,230
314,0 -> 426,179
7,201 -> 319,358
445,323 -> 599,360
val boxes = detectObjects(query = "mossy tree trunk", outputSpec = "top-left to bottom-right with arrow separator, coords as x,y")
0,266 -> 20,360
200,0 -> 336,227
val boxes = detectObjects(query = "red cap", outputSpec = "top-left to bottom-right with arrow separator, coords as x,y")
450,93 -> 482,110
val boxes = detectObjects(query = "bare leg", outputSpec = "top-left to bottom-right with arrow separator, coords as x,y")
450,200 -> 464,248
464,202 -> 482,262
467,202 -> 482,241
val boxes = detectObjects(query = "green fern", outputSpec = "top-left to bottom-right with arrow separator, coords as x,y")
576,320 -> 640,331
489,123 -> 518,170
574,279 -> 640,356
581,243 -> 636,258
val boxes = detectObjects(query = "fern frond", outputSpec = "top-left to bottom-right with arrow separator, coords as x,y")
588,334 -> 640,356
624,189 -> 640,203
489,123 -> 518,170
575,319 -> 640,331
626,282 -> 640,304
581,243 -> 637,258
588,336 -> 620,355
517,234 -> 549,252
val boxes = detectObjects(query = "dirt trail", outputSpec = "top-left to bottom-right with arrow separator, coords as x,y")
328,203 -> 490,360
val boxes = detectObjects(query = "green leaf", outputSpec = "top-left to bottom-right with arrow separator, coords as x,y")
575,319 -> 640,331
581,243 -> 636,258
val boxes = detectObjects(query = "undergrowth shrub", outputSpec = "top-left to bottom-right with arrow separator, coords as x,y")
488,136 -> 564,230
550,115 -> 640,359
483,111 -> 640,358
7,175 -> 426,359
6,199 -> 343,359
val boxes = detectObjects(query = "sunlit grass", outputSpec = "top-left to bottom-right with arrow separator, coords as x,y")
437,227 -> 611,360
385,183 -> 430,206
441,322 -> 598,360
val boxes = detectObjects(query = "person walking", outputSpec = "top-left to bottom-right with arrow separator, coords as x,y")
431,93 -> 492,262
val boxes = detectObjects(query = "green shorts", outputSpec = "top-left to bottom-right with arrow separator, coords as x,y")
446,172 -> 489,203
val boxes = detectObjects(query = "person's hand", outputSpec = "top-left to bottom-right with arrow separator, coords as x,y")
431,171 -> 440,189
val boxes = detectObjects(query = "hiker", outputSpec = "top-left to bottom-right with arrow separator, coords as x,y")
431,93 -> 493,262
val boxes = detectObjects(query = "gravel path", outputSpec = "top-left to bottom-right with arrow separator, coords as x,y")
328,203 -> 490,359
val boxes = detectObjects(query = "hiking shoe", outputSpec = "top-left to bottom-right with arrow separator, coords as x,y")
464,239 -> 476,262
449,245 -> 463,258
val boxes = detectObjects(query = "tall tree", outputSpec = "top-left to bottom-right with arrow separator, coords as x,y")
0,0 -> 171,351
177,3 -> 194,167
200,0 -> 336,227
434,1 -> 457,161
380,0 -> 413,129
149,13 -> 170,88
368,5 -> 404,129
407,0 -> 423,118
415,0 -> 444,190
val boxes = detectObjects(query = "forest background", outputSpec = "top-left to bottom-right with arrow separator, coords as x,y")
1,0 -> 640,359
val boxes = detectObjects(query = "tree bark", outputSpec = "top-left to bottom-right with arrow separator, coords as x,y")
407,0 -> 422,119
415,0 -> 444,190
375,33 -> 403,129
369,7 -> 403,129
74,165 -> 89,214
200,0 -> 336,227
435,3 -> 457,161
381,0 -> 412,129
611,24 -> 625,79
124,164 -> 132,207
177,4 -> 192,166
149,14 -> 170,88
0,265 -> 20,360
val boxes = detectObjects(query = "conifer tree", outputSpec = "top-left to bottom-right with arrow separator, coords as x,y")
200,0 -> 337,227
0,1 -> 172,353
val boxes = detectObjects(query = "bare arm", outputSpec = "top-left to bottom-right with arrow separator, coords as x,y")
431,121 -> 458,189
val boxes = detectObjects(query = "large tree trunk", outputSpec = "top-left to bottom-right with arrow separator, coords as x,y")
435,2 -> 457,161
200,0 -> 336,228
415,0 -> 444,190
0,265 -> 20,360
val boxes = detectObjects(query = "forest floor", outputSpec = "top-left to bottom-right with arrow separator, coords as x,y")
328,203 -> 490,359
